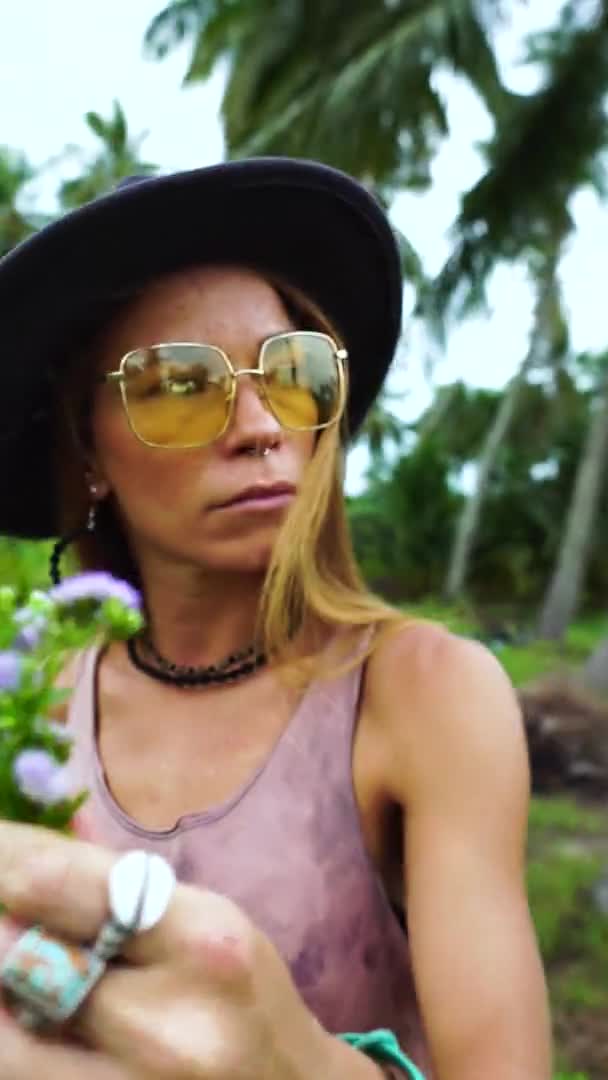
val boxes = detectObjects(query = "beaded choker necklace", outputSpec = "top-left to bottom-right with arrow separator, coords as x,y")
127,633 -> 267,688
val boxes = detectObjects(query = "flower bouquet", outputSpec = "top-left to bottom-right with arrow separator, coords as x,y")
0,572 -> 143,831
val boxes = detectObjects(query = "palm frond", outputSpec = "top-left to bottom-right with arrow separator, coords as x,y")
433,3 -> 608,319
357,394 -> 404,461
183,3 -> 247,80
143,1 -> 511,194
143,0 -> 211,60
85,111 -> 108,141
58,103 -> 158,210
228,0 -> 514,189
112,100 -> 127,152
0,147 -> 37,255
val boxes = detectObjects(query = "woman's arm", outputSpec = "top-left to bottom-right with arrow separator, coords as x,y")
367,624 -> 553,1080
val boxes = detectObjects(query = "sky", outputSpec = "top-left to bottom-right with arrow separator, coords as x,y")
1,0 -> 607,492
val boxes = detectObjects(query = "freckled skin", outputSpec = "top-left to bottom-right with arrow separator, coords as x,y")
89,267 -> 315,579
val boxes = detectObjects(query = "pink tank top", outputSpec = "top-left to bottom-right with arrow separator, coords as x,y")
65,644 -> 433,1077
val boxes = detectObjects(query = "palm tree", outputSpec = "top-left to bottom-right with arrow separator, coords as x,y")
144,1 -> 512,199
144,2 -> 608,319
443,240 -> 569,600
537,357 -> 608,641
58,100 -> 157,209
144,1 -> 608,619
433,1 -> 608,321
356,394 -> 404,478
0,147 -> 38,256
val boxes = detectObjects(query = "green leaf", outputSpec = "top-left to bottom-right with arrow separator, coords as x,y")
85,111 -> 108,141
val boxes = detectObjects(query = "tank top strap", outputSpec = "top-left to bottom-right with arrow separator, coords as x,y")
65,644 -> 99,743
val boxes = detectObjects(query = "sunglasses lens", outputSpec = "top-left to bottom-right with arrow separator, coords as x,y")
122,345 -> 231,448
262,333 -> 343,430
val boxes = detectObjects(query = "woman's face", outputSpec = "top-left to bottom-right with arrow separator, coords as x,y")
89,266 -> 316,575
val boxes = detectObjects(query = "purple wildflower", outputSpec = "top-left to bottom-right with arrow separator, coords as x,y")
13,611 -> 48,651
13,749 -> 70,805
49,572 -> 142,612
14,624 -> 41,651
0,651 -> 23,691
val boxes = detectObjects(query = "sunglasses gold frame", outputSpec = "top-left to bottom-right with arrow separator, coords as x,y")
102,330 -> 348,450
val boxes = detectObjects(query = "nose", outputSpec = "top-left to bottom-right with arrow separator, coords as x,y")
221,372 -> 282,454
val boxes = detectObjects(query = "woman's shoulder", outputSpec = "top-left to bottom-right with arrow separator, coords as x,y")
368,617 -> 512,702
362,619 -> 524,799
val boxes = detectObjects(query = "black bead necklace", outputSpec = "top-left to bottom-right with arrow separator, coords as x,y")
127,633 -> 267,688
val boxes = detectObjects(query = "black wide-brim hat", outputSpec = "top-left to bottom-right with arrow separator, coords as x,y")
0,157 -> 402,539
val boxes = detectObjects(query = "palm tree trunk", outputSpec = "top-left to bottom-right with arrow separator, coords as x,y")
583,635 -> 608,694
537,372 -> 608,640
443,239 -> 567,602
417,382 -> 460,442
443,359 -> 530,600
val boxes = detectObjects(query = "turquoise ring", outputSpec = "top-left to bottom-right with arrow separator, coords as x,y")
0,926 -> 106,1030
0,849 -> 177,1031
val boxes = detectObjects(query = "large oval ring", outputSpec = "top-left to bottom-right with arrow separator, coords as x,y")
0,850 -> 176,1031
0,926 -> 106,1030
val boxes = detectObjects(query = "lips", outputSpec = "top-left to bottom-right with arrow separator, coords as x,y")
215,482 -> 296,509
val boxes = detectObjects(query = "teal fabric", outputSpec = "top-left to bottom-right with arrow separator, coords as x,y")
339,1029 -> 426,1079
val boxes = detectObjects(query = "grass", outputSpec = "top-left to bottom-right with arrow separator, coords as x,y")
526,848 -> 606,963
565,612 -> 608,655
499,612 -> 608,687
528,796 -> 607,836
527,795 -> 608,1078
403,600 -> 608,688
401,597 -> 478,636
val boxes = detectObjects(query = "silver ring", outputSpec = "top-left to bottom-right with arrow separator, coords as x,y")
0,850 -> 176,1031
93,850 -> 177,962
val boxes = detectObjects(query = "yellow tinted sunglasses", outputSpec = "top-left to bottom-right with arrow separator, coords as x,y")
102,331 -> 347,449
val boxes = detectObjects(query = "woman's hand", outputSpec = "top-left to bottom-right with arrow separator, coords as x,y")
0,822 -> 339,1080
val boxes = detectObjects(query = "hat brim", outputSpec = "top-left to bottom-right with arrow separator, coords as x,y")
0,157 -> 402,538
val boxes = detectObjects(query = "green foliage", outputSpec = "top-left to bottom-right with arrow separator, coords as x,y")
0,539 -> 55,599
526,847 -> 605,965
0,579 -> 143,829
58,100 -> 157,209
528,797 -> 607,837
145,1 -> 511,199
356,392 -> 404,474
527,796 -> 607,1079
349,437 -> 461,597
349,361 -> 608,617
498,641 -> 573,687
400,598 -> 478,637
144,2 -> 608,327
566,612 -> 608,656
490,610 -> 608,686
435,6 -> 608,317
0,146 -> 37,255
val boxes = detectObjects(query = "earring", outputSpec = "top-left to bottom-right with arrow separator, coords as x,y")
49,498 -> 99,587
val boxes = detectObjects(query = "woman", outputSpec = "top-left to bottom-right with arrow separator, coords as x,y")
0,159 -> 551,1079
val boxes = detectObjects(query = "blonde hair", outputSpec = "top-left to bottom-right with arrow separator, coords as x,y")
54,271 -> 408,683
